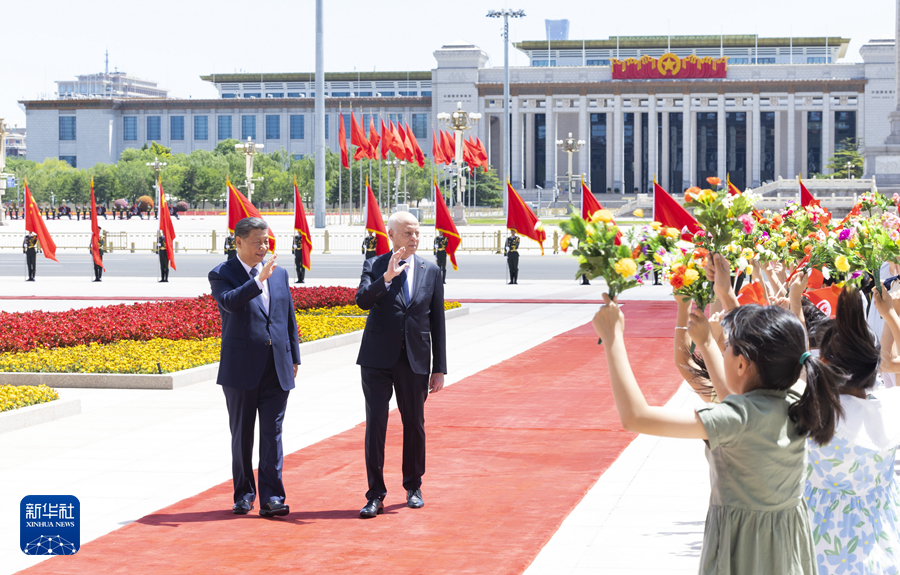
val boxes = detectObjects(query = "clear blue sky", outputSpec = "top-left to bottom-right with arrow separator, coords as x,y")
1,0 -> 894,129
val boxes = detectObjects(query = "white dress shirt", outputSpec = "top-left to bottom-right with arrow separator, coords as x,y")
237,254 -> 270,314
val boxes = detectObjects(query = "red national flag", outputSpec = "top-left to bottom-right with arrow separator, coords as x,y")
89,177 -> 104,271
506,180 -> 546,255
653,181 -> 701,240
338,113 -> 349,169
434,179 -> 461,271
380,119 -> 393,160
351,112 -> 370,162
737,281 -> 767,306
808,267 -> 825,290
401,124 -> 418,166
462,137 -> 479,167
406,125 -> 426,168
227,179 -> 276,251
726,174 -> 742,196
805,285 -> 841,318
799,175 -> 815,207
293,176 -> 312,271
475,137 -> 489,172
390,121 -> 407,161
432,129 -> 447,165
582,177 -> 621,245
364,177 -> 390,255
24,178 -> 58,262
395,123 -> 412,162
158,179 -> 177,272
442,130 -> 456,163
368,116 -> 380,159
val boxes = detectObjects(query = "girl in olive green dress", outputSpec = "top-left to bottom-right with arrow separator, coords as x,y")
593,284 -> 843,574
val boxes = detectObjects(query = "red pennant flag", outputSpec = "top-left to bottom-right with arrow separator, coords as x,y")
506,180 -> 546,255
406,125 -> 426,168
227,180 -> 276,251
432,130 -> 447,165
475,137 -> 489,172
462,137 -> 479,167
158,179 -> 177,272
338,113 -> 349,169
380,119 -> 393,161
293,176 -> 312,271
368,116 -> 380,159
442,130 -> 456,163
434,179 -> 461,271
364,177 -> 390,255
653,181 -> 701,240
805,285 -> 841,318
401,124 -> 418,166
808,267 -> 825,290
89,177 -> 104,271
737,281 -> 766,306
24,178 -> 58,262
582,177 -> 622,245
726,174 -> 742,196
390,121 -> 407,161
351,112 -> 369,162
799,175 -> 815,207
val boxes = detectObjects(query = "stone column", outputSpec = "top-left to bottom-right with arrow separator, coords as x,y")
682,95 -> 692,189
662,111 -> 670,191
524,111 -> 535,188
613,96 -> 624,192
787,94 -> 796,178
751,95 -> 761,187
745,105 -> 753,187
717,96 -> 726,184
545,97 -> 556,189
606,111 -> 614,192
822,93 -> 832,174
648,96 -> 658,191
801,109 -> 809,179
690,109 -> 698,186
578,95 -> 589,180
510,96 -> 522,189
774,110 -> 783,179
633,108 -> 642,193
887,0 -> 900,144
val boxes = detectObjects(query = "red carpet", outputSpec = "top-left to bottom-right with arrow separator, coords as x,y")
20,300 -> 681,575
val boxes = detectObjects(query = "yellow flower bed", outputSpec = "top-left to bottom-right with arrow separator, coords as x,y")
0,384 -> 59,413
297,315 -> 367,342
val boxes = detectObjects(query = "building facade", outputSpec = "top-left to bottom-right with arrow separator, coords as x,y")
21,35 -> 893,194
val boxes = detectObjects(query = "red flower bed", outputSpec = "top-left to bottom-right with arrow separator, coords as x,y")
0,286 -> 358,354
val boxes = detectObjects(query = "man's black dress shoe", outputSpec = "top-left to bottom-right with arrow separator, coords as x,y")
259,501 -> 290,517
232,500 -> 253,515
407,489 -> 424,509
359,498 -> 384,518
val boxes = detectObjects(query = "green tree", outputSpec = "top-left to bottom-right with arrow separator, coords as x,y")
815,138 -> 863,179
89,163 -> 119,206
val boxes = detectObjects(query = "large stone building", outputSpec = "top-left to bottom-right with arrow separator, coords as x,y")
21,34 -> 893,194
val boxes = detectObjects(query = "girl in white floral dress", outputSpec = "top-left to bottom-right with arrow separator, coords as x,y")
806,287 -> 900,575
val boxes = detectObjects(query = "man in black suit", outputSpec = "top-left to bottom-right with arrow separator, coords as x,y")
356,211 -> 447,518
209,217 -> 300,518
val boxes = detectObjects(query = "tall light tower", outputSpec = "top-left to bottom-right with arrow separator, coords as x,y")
235,137 -> 265,202
556,132 -> 585,207
487,8 -> 525,216
437,102 -> 481,224
313,0 -> 326,228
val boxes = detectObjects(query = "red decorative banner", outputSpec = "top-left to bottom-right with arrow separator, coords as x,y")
612,53 -> 727,80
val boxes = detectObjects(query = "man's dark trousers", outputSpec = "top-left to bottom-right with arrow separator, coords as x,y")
222,348 -> 289,504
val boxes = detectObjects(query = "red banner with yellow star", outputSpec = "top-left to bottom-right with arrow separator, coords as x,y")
612,53 -> 727,80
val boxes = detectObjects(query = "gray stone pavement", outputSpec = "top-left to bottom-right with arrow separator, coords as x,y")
0,279 -> 710,574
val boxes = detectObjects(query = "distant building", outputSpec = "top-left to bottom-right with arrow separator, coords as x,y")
4,127 -> 25,158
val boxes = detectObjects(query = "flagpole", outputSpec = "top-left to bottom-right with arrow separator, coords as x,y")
349,105 -> 353,226
338,103 -> 343,226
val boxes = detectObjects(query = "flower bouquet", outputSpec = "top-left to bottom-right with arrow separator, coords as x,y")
658,247 -> 715,311
683,177 -> 761,256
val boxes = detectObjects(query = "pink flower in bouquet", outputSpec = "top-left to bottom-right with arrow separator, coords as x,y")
838,228 -> 854,242
738,214 -> 755,235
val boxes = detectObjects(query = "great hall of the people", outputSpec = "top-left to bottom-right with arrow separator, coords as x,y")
21,34 -> 895,195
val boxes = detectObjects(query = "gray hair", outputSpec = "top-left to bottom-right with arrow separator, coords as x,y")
387,211 -> 419,232
234,217 -> 269,239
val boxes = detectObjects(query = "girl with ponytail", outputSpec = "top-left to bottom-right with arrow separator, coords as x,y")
593,254 -> 843,575
804,286 -> 900,574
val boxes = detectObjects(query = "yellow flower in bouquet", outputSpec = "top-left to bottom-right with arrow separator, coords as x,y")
592,209 -> 614,223
614,258 -> 637,278
683,268 -> 700,287
834,255 -> 850,273
560,234 -> 571,252
633,208 -> 644,218
650,221 -> 662,231
666,227 -> 680,239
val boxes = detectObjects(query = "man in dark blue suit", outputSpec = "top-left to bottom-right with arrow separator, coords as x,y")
356,211 -> 447,518
209,217 -> 300,518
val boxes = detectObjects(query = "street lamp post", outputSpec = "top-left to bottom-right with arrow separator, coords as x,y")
0,118 -> 14,226
487,8 -> 525,217
846,160 -> 854,179
235,137 -> 265,202
385,159 -> 407,211
556,132 -> 585,208
437,102 -> 482,225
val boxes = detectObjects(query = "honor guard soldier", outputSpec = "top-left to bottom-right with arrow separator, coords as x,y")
224,234 -> 237,260
155,230 -> 170,282
504,229 -> 520,285
434,230 -> 448,284
362,231 -> 377,260
90,228 -> 105,282
292,233 -> 306,284
23,232 -> 39,281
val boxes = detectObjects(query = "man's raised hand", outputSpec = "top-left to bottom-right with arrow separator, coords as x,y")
384,247 -> 409,282
259,254 -> 278,282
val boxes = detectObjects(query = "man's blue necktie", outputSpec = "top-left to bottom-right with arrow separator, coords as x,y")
249,267 -> 259,279
399,261 -> 410,305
